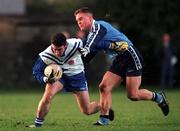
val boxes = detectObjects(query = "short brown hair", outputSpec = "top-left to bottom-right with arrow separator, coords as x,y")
74,7 -> 93,16
51,33 -> 66,46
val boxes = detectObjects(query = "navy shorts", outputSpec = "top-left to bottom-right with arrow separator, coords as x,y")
109,46 -> 143,77
59,71 -> 88,92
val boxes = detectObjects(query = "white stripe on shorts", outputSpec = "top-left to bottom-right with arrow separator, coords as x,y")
128,46 -> 142,70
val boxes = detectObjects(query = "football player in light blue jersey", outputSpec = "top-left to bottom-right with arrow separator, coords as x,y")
28,33 -> 100,128
74,7 -> 169,125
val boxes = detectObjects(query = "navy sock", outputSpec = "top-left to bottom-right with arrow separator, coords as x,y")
34,117 -> 44,127
100,115 -> 109,119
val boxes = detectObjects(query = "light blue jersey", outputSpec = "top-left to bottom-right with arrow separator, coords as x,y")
85,20 -> 133,58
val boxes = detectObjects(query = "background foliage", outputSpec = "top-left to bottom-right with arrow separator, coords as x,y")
24,0 -> 180,86
1,0 -> 179,87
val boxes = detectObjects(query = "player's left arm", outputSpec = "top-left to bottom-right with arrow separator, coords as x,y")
32,57 -> 47,84
80,23 -> 107,57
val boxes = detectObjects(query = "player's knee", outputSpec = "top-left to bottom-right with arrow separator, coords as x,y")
99,83 -> 110,93
42,94 -> 53,104
82,109 -> 91,115
83,111 -> 91,115
127,93 -> 139,101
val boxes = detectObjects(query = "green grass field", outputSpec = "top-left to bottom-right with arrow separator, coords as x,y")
0,87 -> 180,131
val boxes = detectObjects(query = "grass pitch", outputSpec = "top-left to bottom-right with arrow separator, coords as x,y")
0,87 -> 180,131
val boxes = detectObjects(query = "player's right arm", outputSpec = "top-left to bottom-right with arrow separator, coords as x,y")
32,57 -> 47,84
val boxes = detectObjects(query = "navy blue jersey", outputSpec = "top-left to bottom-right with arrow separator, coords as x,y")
85,20 -> 133,58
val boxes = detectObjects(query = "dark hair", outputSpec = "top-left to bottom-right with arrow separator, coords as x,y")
74,7 -> 93,16
51,33 -> 66,46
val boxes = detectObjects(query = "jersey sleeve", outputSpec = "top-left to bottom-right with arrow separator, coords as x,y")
85,23 -> 107,51
81,51 -> 97,65
78,38 -> 84,48
77,37 -> 97,64
32,57 -> 47,84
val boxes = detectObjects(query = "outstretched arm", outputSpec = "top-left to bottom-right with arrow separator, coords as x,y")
80,23 -> 107,57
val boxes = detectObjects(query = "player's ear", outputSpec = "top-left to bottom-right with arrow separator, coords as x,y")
88,12 -> 93,19
88,14 -> 93,22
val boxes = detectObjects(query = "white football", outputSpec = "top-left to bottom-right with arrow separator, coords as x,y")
44,64 -> 62,80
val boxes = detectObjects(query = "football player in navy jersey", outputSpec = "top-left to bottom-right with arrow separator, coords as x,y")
28,33 -> 100,128
74,7 -> 169,125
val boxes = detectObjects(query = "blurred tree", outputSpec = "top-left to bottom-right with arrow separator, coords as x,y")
26,0 -> 95,15
26,0 -> 54,14
16,0 -> 180,86
92,0 -> 180,85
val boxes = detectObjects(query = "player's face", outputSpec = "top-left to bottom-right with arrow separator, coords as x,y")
51,44 -> 67,57
75,12 -> 93,31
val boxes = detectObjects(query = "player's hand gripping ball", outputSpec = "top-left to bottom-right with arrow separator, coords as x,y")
44,64 -> 62,83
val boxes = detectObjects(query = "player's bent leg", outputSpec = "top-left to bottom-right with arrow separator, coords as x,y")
28,81 -> 63,128
37,82 -> 63,118
126,76 -> 154,101
99,71 -> 121,115
74,91 -> 100,115
95,71 -> 121,126
126,76 -> 169,116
